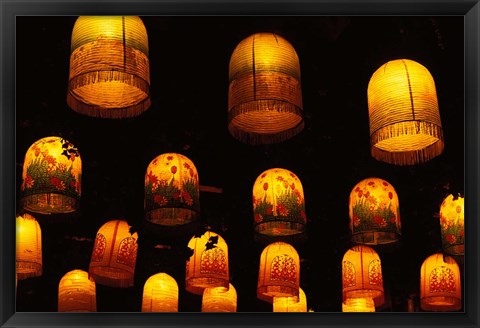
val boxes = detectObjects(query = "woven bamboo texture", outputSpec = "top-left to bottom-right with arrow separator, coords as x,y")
202,283 -> 237,312
58,269 -> 96,312
16,214 -> 42,280
141,273 -> 179,312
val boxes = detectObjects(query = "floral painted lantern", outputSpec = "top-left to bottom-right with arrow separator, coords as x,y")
145,153 -> 200,226
342,298 -> 375,312
141,273 -> 178,312
58,269 -> 96,312
202,283 -> 237,312
88,220 -> 138,288
348,177 -> 401,245
16,213 -> 42,280
273,287 -> 307,312
420,253 -> 462,311
253,168 -> 306,237
439,194 -> 464,256
20,136 -> 82,214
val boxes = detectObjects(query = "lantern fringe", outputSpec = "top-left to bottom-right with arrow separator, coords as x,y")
255,221 -> 305,236
20,193 -> 79,214
16,262 -> 42,280
229,120 -> 304,145
351,231 -> 401,246
421,296 -> 462,311
344,290 -> 384,307
89,269 -> 134,288
146,208 -> 199,226
257,285 -> 299,304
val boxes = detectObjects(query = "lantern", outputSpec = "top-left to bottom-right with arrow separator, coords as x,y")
20,136 -> 82,214
257,242 -> 300,303
185,230 -> 229,295
67,16 -> 150,118
367,59 -> 444,165
141,273 -> 178,312
202,283 -> 237,312
348,177 -> 401,245
16,213 -> 42,279
228,33 -> 304,145
439,194 -> 464,256
342,298 -> 375,312
88,220 -> 138,288
420,253 -> 462,311
58,269 -> 96,312
273,287 -> 307,312
145,153 -> 200,226
342,245 -> 384,307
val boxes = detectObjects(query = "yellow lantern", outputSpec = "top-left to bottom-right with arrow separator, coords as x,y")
342,298 -> 375,312
141,273 -> 178,312
58,269 -> 96,312
228,32 -> 304,145
273,287 -> 307,312
439,194 -> 464,256
367,59 -> 444,165
88,220 -> 138,288
20,136 -> 82,214
145,153 -> 200,226
202,283 -> 237,312
16,213 -> 42,279
67,16 -> 150,118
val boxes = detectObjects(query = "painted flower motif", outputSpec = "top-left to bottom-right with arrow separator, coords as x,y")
446,234 -> 456,244
266,207 -> 273,215
283,181 -> 289,189
70,154 -> 76,162
58,163 -> 66,172
354,187 -> 361,193
276,176 -> 284,182
388,192 -> 393,200
390,216 -> 396,224
300,210 -> 307,222
70,180 -> 76,188
172,192 -> 181,199
290,183 -> 295,190
171,166 -> 177,174
364,191 -> 370,198
352,215 -> 360,227
167,156 -> 173,161
24,175 -> 34,189
374,215 -> 386,227
189,168 -> 194,177
290,173 -> 296,178
368,181 -> 375,186
277,203 -> 289,216
263,183 -> 269,191
154,194 -> 168,206
183,162 -> 191,170
147,171 -> 158,186
50,177 -> 61,187
261,173 -> 267,179
182,191 -> 193,206
367,195 -> 377,205
459,230 -> 464,238
33,145 -> 41,156
456,205 -> 462,214
383,181 -> 389,186
254,214 -> 263,223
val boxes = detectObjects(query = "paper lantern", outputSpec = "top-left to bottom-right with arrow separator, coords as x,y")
348,177 -> 401,245
342,245 -> 384,307
141,273 -> 178,312
145,153 -> 200,226
420,253 -> 462,311
367,59 -> 444,165
439,194 -> 464,256
58,269 -> 96,312
253,168 -> 306,236
185,230 -> 229,295
228,32 -> 304,145
257,242 -> 300,303
342,298 -> 375,312
67,16 -> 150,118
16,213 -> 42,279
273,287 -> 307,312
202,283 -> 237,312
88,220 -> 138,288
20,136 -> 82,214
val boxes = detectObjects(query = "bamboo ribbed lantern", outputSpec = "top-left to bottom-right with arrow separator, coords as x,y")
88,220 -> 138,288
367,59 -> 444,165
20,136 -> 82,214
257,242 -> 300,303
273,287 -> 307,312
202,283 -> 237,312
342,298 -> 375,312
141,273 -> 178,312
185,231 -> 229,295
145,153 -> 200,226
439,194 -> 464,256
348,177 -> 401,245
342,245 -> 384,307
16,214 -> 42,279
228,33 -> 304,145
58,269 -> 96,312
67,16 -> 150,118
420,253 -> 462,311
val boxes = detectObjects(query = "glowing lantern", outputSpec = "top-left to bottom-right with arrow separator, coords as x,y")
20,136 -> 82,214
273,287 -> 307,312
67,16 -> 150,118
141,273 -> 178,312
58,269 -> 96,312
145,153 -> 200,226
202,283 -> 237,312
439,194 -> 464,256
88,220 -> 138,288
16,213 -> 42,279
342,298 -> 375,312
228,33 -> 304,145
367,59 -> 444,165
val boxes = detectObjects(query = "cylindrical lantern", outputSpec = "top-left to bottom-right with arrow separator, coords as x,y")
145,153 -> 200,226
228,32 -> 304,145
420,253 -> 462,311
202,283 -> 237,312
257,242 -> 300,303
88,220 -> 138,288
141,273 -> 178,312
439,194 -> 464,256
348,177 -> 401,245
273,287 -> 307,312
16,213 -> 42,279
20,136 -> 82,214
367,59 -> 444,165
342,245 -> 384,307
185,231 -> 229,295
342,298 -> 375,312
58,269 -> 96,312
67,16 -> 150,118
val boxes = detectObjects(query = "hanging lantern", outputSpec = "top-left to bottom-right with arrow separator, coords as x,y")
185,230 -> 229,295
67,16 -> 150,118
439,194 -> 464,256
273,287 -> 307,312
16,213 -> 42,279
228,32 -> 304,145
342,298 -> 375,312
145,153 -> 200,226
202,283 -> 237,312
348,177 -> 401,245
367,59 -> 444,165
58,269 -> 96,312
88,220 -> 138,288
342,245 -> 384,307
257,242 -> 300,303
141,273 -> 178,312
20,136 -> 82,214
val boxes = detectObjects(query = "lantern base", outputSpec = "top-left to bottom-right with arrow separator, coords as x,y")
89,267 -> 134,288
185,278 -> 229,295
146,208 -> 198,226
351,231 -> 400,246
21,193 -> 79,214
16,262 -> 42,280
257,285 -> 299,304
255,221 -> 305,237
343,290 -> 384,307
420,296 -> 462,311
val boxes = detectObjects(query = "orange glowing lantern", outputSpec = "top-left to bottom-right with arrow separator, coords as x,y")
273,287 -> 307,312
58,269 -> 96,312
202,283 -> 237,312
16,213 -> 42,279
439,194 -> 464,256
342,298 -> 375,312
141,273 -> 178,312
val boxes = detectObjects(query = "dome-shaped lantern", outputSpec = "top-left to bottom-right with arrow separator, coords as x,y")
439,194 -> 464,256
367,59 -> 444,165
273,287 -> 307,312
145,153 -> 200,226
342,297 -> 375,312
58,269 -> 96,312
201,283 -> 237,312
16,214 -> 42,279
20,136 -> 82,214
67,16 -> 150,118
141,273 -> 178,312
228,33 -> 304,145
